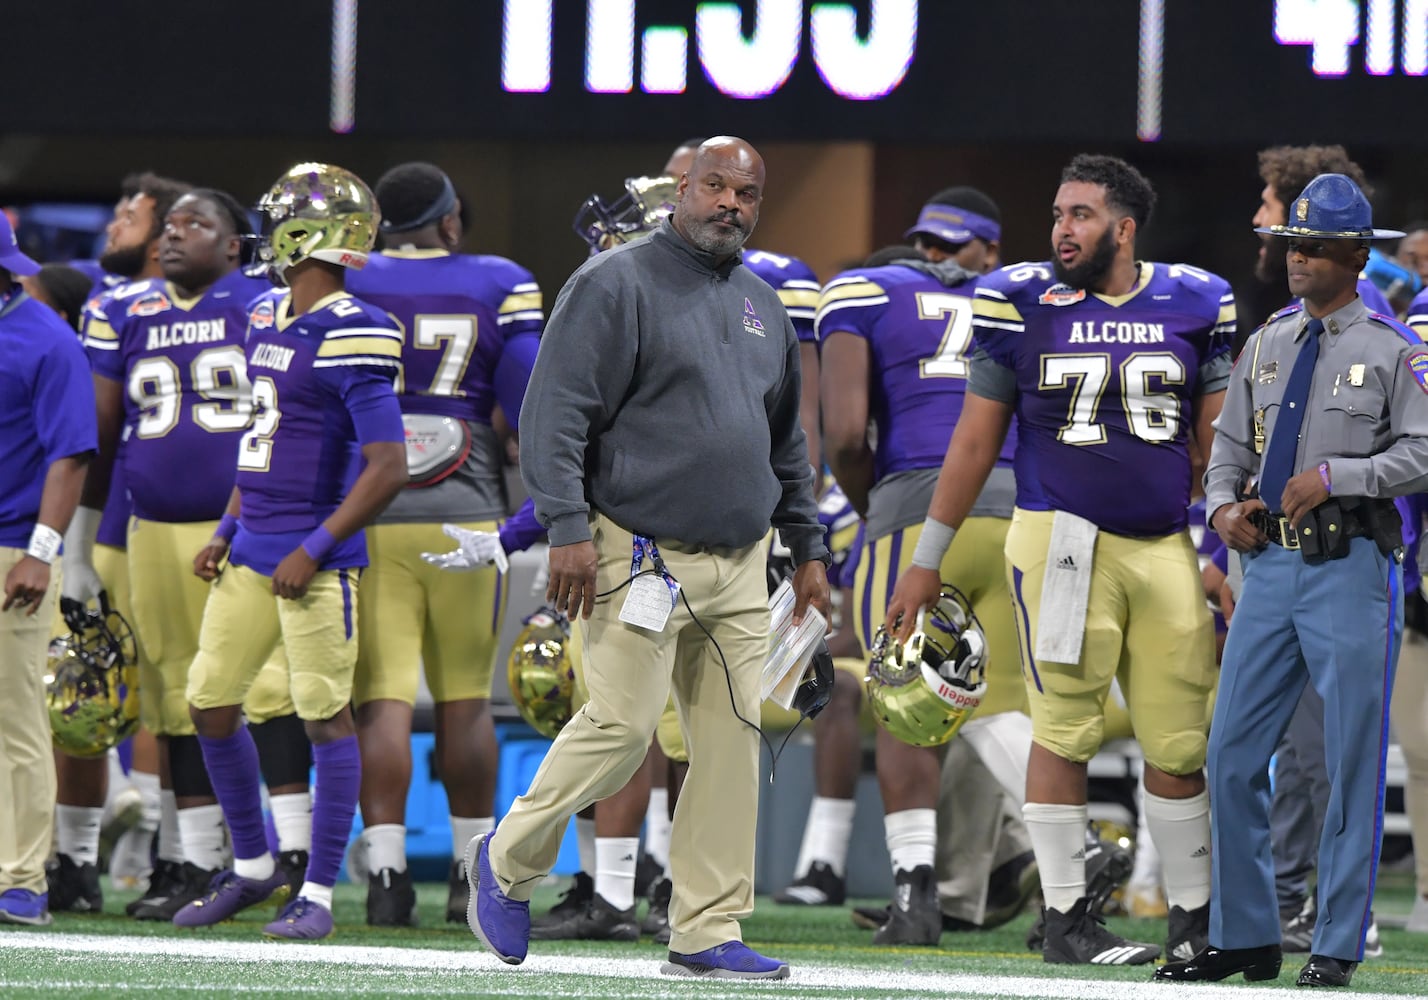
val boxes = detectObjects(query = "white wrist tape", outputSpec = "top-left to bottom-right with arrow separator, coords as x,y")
27,524 -> 62,564
910,517 -> 957,571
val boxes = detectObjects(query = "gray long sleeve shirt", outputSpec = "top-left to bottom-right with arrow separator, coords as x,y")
519,220 -> 829,566
1205,296 -> 1428,519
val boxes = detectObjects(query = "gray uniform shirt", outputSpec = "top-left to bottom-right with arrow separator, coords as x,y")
1205,296 -> 1428,519
519,220 -> 828,566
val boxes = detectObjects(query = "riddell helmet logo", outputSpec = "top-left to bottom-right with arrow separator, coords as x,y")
126,289 -> 172,317
338,252 -> 367,269
1039,285 -> 1086,307
250,301 -> 276,329
935,682 -> 978,708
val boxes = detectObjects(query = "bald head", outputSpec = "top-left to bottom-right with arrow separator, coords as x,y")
671,136 -> 765,261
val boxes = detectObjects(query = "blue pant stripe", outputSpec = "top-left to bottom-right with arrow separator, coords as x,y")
339,568 -> 354,641
1360,564 -> 1401,950
861,538 -> 877,649
1011,566 -> 1043,693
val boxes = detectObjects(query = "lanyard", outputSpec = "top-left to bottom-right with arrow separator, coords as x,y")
631,535 -> 680,608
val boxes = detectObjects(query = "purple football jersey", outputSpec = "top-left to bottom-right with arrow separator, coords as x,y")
972,261 -> 1235,537
345,250 -> 542,426
743,249 -> 820,344
817,260 -> 1015,482
230,289 -> 404,574
83,270 -> 271,523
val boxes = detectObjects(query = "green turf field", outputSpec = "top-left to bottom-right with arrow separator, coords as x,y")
2,872 -> 1425,999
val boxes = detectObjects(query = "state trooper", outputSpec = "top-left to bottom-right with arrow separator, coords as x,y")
1159,173 -> 1428,988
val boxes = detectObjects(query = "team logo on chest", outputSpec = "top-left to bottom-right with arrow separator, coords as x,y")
742,297 -> 765,337
126,289 -> 172,317
249,300 -> 276,330
1039,284 -> 1086,307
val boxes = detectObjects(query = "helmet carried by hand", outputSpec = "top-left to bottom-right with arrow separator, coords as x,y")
506,606 -> 577,739
46,594 -> 140,758
864,587 -> 987,748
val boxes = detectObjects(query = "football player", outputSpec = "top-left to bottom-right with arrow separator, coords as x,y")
48,173 -> 191,916
816,194 -> 1035,945
76,189 -> 316,920
173,164 -> 407,941
344,161 -> 542,926
887,155 -> 1232,966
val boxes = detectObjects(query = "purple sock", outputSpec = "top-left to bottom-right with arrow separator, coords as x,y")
197,729 -> 269,862
307,736 -> 361,888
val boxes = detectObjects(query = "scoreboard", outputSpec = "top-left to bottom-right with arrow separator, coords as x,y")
6,1 -> 1427,144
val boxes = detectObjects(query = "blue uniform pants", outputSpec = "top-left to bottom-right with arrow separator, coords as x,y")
1208,537 -> 1400,962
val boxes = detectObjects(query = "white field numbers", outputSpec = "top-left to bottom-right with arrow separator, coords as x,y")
915,291 -> 973,378
237,377 -> 280,472
128,346 -> 252,439
1040,352 -> 1185,445
393,314 -> 478,396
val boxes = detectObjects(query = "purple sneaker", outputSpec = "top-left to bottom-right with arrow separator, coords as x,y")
661,941 -> 790,980
465,833 -> 529,965
172,867 -> 287,927
0,888 -> 52,926
264,896 -> 334,940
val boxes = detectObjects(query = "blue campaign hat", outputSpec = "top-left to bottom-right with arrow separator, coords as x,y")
1254,172 -> 1405,241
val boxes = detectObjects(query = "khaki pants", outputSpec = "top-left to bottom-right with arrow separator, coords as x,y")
0,547 -> 59,894
490,513 -> 768,953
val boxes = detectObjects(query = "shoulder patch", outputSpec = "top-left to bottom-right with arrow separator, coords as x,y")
125,288 -> 172,318
1038,284 -> 1086,307
1407,350 -> 1428,394
249,299 -> 276,330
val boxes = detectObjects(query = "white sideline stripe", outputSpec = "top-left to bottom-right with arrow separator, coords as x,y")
0,933 -> 1413,1000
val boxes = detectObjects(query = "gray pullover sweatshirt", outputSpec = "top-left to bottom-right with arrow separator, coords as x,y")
519,220 -> 829,566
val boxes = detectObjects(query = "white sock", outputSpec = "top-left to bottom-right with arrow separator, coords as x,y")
157,789 -> 185,864
1128,780 -> 1163,891
451,816 -> 494,865
269,792 -> 312,853
233,854 -> 276,880
363,823 -> 407,874
595,836 -> 640,911
1023,801 -> 1088,913
300,882 -> 333,910
56,805 -> 103,866
795,796 -> 856,877
133,770 -> 161,832
883,808 -> 936,874
178,804 -> 232,872
644,788 -> 672,869
576,816 -> 596,876
1143,789 -> 1211,911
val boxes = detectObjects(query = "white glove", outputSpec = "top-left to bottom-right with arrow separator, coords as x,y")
61,506 -> 104,603
421,524 -> 509,573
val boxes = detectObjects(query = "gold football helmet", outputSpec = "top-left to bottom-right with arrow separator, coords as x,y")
46,595 -> 140,758
865,587 -> 987,748
506,607 -> 576,739
255,162 -> 379,284
573,175 -> 680,252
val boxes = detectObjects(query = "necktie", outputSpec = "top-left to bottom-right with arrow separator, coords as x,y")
1258,317 -> 1323,512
